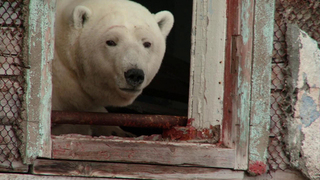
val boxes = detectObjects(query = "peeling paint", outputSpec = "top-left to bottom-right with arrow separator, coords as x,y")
248,0 -> 275,174
248,161 -> 267,176
24,0 -> 56,164
208,0 -> 214,15
162,118 -> 220,143
285,24 -> 320,179
300,93 -> 320,127
240,0 -> 251,44
189,0 -> 226,129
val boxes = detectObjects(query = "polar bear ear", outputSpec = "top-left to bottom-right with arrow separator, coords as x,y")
71,6 -> 92,29
155,11 -> 174,38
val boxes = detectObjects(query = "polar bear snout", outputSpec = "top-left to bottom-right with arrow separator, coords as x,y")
124,68 -> 145,87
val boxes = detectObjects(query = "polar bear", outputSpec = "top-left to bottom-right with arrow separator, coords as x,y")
51,0 -> 174,136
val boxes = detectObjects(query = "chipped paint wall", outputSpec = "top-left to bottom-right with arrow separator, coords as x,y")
285,24 -> 320,180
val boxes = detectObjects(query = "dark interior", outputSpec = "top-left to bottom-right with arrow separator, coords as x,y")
107,0 -> 193,117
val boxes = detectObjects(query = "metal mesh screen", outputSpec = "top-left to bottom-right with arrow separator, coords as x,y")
0,0 -> 25,169
269,0 -> 320,171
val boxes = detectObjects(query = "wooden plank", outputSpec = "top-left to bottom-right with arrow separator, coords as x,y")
231,0 -> 255,170
33,159 -> 244,179
222,0 -> 241,149
0,173 -> 106,180
52,135 -> 235,168
0,125 -> 28,172
248,0 -> 275,175
23,0 -> 56,164
188,0 -> 227,129
0,27 -> 22,55
0,164 -> 28,173
222,0 -> 253,170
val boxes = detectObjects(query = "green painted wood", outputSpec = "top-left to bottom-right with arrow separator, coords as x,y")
248,0 -> 275,175
23,0 -> 56,164
233,0 -> 255,170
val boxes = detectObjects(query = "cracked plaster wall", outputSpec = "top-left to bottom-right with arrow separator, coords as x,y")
286,24 -> 320,180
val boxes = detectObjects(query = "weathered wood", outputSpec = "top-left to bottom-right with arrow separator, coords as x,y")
248,0 -> 275,175
222,0 -> 254,170
23,0 -> 56,164
33,159 -> 244,179
232,0 -> 255,170
0,164 -> 28,173
0,27 -> 22,55
52,135 -> 235,168
222,0 -> 241,149
0,173 -> 104,180
188,0 -> 227,129
1,169 -> 308,180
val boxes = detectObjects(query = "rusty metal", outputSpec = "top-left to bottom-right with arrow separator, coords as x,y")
269,0 -> 320,171
51,111 -> 188,129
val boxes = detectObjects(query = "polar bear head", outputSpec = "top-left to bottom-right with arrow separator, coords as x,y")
56,0 -> 174,108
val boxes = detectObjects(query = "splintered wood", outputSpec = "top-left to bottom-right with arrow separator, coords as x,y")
52,134 -> 235,168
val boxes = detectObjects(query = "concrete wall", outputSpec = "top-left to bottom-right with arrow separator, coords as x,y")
285,24 -> 320,180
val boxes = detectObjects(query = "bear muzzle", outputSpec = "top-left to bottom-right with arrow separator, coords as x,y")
123,68 -> 145,91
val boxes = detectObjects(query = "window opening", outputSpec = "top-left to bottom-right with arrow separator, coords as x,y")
52,0 -> 193,137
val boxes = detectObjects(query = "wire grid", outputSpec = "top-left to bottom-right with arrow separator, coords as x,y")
0,0 -> 25,169
269,0 -> 320,171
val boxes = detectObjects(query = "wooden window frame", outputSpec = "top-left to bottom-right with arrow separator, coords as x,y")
22,0 -> 275,178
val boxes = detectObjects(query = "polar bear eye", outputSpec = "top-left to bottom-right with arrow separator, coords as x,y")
106,40 -> 117,46
143,42 -> 151,48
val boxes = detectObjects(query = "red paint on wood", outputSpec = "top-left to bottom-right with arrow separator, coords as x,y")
222,0 -> 241,148
248,161 -> 267,175
162,118 -> 220,142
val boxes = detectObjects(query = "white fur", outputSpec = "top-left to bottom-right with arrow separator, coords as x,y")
52,0 -> 174,136
53,0 -> 174,112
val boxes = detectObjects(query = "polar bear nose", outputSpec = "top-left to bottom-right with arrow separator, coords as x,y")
124,68 -> 145,87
